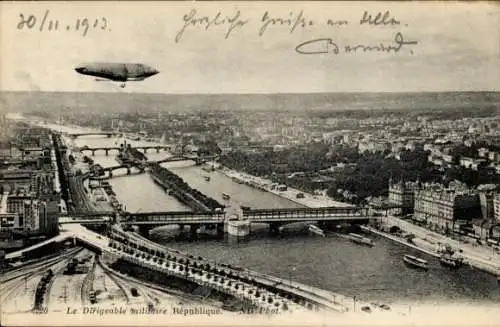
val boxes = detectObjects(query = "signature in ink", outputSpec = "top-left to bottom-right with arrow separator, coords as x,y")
175,8 -> 249,43
295,32 -> 418,55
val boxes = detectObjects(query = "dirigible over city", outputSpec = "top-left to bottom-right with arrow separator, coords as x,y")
75,62 -> 159,88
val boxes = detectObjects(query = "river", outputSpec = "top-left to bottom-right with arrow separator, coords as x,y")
37,124 -> 500,310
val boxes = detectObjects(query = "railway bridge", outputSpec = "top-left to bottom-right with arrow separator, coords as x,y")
67,131 -> 119,139
153,154 -> 218,166
122,206 -> 374,235
81,164 -> 146,180
241,206 -> 373,233
122,211 -> 225,236
80,145 -> 169,156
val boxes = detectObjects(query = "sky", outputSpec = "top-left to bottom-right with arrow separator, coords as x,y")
1,1 -> 499,94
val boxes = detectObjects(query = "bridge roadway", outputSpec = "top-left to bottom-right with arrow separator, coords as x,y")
108,226 -> 402,317
108,225 -> 346,313
124,206 -> 373,225
51,206 -> 373,229
80,145 -> 169,155
5,222 -> 403,317
59,216 -> 111,224
241,206 -> 371,223
67,131 -> 119,138
124,211 -> 225,225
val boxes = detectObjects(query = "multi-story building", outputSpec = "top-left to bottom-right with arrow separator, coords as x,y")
494,192 -> 500,223
23,200 -> 39,232
7,193 -> 33,216
388,179 -> 421,215
414,186 -> 481,233
0,213 -> 20,230
478,187 -> 496,221
22,199 -> 46,232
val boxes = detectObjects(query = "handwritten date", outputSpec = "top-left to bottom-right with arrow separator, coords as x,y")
17,9 -> 110,36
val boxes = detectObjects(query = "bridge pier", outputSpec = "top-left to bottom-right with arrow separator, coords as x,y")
269,223 -> 283,235
108,170 -> 113,178
105,149 -> 109,156
217,223 -> 224,236
138,225 -> 151,237
143,148 -> 148,154
156,147 -> 160,153
317,221 -> 333,230
127,167 -> 131,175
190,224 -> 200,236
91,150 -> 95,156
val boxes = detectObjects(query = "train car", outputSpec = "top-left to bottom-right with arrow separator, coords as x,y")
89,290 -> 97,304
64,261 -> 77,275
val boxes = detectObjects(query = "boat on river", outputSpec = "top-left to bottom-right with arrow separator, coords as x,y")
403,254 -> 428,270
346,233 -> 374,247
308,224 -> 325,237
439,253 -> 464,269
222,193 -> 230,200
204,176 -> 210,181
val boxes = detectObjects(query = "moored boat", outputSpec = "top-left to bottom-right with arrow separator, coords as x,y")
308,224 -> 325,237
347,233 -> 374,247
204,176 -> 210,181
222,193 -> 230,200
439,253 -> 464,268
403,254 -> 428,270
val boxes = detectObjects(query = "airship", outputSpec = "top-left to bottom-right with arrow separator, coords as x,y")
75,62 -> 159,88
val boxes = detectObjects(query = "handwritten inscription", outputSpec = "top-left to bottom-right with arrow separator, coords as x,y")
174,9 -> 249,43
295,32 -> 417,55
17,9 -> 109,36
15,8 -> 418,57
359,10 -> 400,26
258,11 -> 314,36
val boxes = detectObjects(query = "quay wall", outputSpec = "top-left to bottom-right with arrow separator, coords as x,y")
362,225 -> 500,276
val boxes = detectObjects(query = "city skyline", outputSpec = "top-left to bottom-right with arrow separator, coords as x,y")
1,2 -> 499,94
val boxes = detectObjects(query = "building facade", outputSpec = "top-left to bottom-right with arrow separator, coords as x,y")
388,180 -> 421,215
414,187 -> 481,233
0,213 -> 20,230
479,191 -> 495,220
494,192 -> 500,223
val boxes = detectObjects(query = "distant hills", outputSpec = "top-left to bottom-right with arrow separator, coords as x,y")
0,91 -> 499,114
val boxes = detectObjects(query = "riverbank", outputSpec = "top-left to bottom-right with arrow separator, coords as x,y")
217,165 -> 352,208
365,219 -> 500,277
215,164 -> 500,278
394,218 -> 500,276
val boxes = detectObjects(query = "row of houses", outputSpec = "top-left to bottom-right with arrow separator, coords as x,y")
388,180 -> 500,243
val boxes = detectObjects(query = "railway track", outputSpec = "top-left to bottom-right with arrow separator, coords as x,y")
1,249 -> 83,314
97,257 -> 228,310
96,259 -> 156,306
44,250 -> 93,311
1,248 -> 83,284
81,255 -> 97,305
101,267 -> 153,306
92,258 -> 129,305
